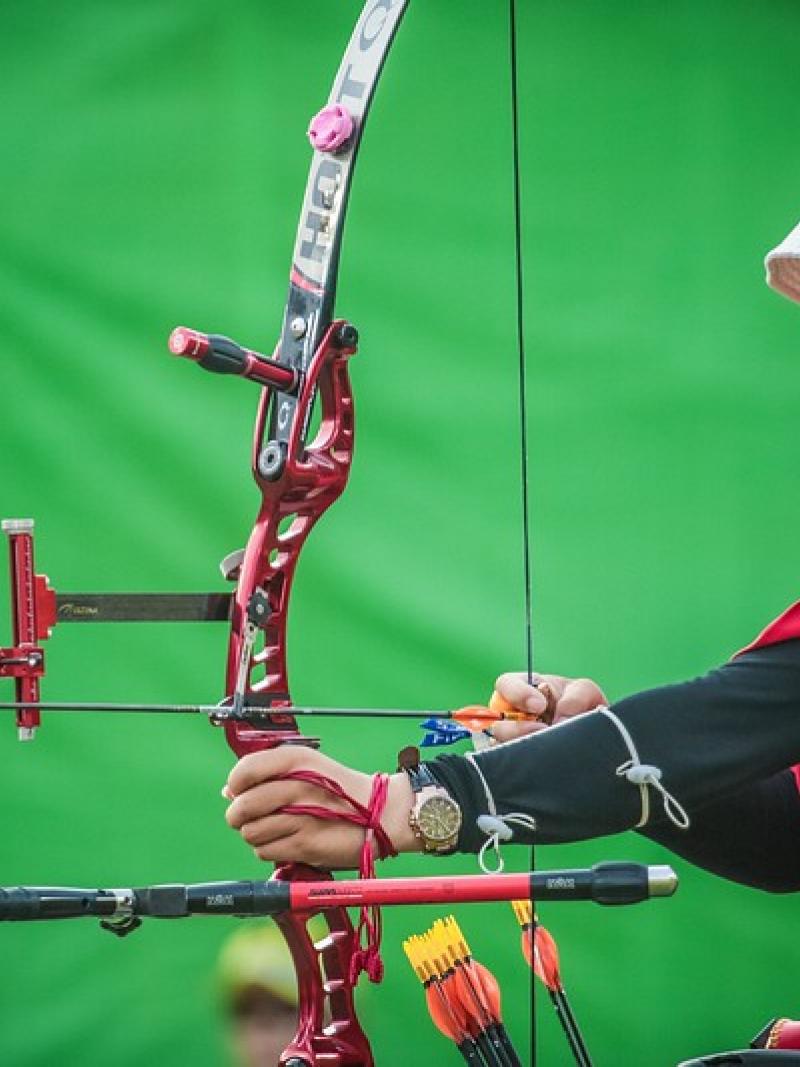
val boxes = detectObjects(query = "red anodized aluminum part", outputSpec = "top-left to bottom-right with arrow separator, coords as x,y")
271,867 -> 370,1067
222,318 -> 357,757
222,320 -> 364,1067
1,520 -> 56,739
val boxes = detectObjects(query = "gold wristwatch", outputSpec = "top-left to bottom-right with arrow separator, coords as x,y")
404,758 -> 462,854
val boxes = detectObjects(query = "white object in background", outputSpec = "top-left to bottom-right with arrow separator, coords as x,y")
766,221 -> 800,304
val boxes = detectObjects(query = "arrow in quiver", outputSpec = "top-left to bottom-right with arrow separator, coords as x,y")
511,899 -> 593,1067
403,916 -> 523,1067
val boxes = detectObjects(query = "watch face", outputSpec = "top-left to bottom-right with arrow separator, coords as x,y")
418,795 -> 462,842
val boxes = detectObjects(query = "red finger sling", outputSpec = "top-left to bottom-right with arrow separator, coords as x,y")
279,770 -> 397,983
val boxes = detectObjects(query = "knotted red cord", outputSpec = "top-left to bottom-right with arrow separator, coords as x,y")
279,770 -> 397,984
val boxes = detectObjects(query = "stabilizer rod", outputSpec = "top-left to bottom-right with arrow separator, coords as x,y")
0,863 -> 677,932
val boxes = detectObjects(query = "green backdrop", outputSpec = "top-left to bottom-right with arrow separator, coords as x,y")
2,2 -> 800,1064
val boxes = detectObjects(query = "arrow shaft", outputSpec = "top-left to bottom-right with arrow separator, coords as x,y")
549,989 -> 593,1067
0,700 -> 513,725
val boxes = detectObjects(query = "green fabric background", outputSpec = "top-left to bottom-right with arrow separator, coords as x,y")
2,1 -> 800,1064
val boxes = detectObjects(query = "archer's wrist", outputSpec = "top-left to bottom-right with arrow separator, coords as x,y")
385,772 -> 424,853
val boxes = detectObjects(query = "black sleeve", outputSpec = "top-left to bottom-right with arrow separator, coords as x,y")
642,769 -> 800,891
430,640 -> 800,890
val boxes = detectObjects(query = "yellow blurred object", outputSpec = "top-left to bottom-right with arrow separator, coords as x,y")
217,923 -> 299,1008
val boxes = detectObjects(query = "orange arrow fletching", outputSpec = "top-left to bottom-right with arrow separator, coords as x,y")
533,923 -> 561,992
450,705 -> 498,731
404,934 -> 469,1043
434,916 -> 504,1027
492,683 -> 558,725
489,692 -> 516,714
467,957 -> 503,1021
489,691 -> 536,720
511,900 -> 563,992
520,927 -> 533,969
451,703 -> 532,732
424,984 -> 464,1043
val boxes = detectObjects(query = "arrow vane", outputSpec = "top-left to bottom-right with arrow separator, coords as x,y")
512,900 -> 593,1066
403,934 -> 486,1066
404,920 -> 520,1067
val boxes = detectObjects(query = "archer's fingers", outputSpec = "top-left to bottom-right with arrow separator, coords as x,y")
241,815 -> 363,868
494,672 -> 566,715
237,811 -> 304,848
224,746 -> 322,799
252,828 -> 309,865
225,778 -> 308,829
252,828 -> 361,869
555,677 -> 608,719
493,673 -> 546,714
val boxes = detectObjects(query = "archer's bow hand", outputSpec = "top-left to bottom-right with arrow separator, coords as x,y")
223,747 -> 419,868
489,673 -> 608,742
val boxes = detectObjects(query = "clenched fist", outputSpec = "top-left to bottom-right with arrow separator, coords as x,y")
223,746 -> 419,869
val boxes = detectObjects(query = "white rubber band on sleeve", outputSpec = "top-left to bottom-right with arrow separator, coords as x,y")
464,751 -> 537,873
597,705 -> 690,830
